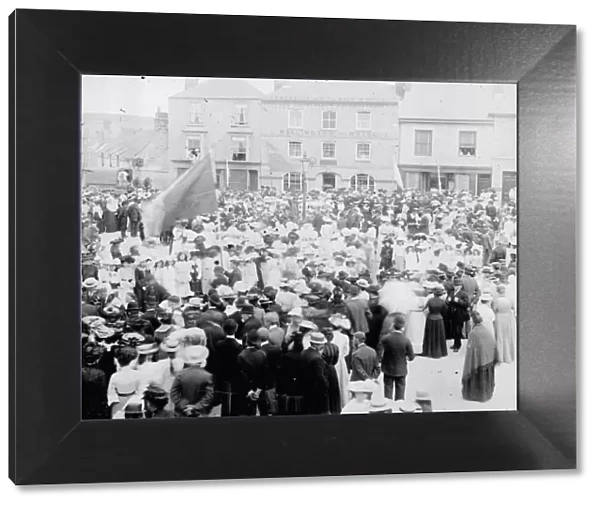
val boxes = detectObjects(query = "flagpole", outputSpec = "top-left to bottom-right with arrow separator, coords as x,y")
226,158 -> 230,189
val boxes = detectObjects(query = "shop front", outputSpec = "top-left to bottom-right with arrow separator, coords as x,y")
401,166 -> 493,195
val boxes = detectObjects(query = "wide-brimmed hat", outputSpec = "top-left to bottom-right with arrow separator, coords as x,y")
183,345 -> 209,365
188,297 -> 203,308
160,337 -> 181,353
348,380 -> 375,394
103,305 -> 121,316
368,390 -> 395,413
288,307 -> 303,317
480,292 -> 493,302
299,320 -> 318,331
356,279 -> 369,289
121,332 -> 145,345
83,278 -> 99,289
329,315 -> 351,330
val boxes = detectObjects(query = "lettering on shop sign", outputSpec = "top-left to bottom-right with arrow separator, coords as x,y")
276,129 -> 388,139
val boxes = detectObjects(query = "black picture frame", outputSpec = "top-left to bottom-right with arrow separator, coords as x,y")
9,9 -> 577,485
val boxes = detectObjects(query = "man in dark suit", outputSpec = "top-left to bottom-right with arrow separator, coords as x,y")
233,330 -> 271,416
489,241 -> 508,264
258,327 -> 283,415
197,292 -> 227,327
345,285 -> 371,334
142,275 -> 169,312
377,314 -> 414,400
350,331 -> 380,381
201,320 -> 226,377
214,319 -> 243,416
448,278 -> 471,352
299,332 -> 329,415
170,345 -> 214,417
461,266 -> 481,307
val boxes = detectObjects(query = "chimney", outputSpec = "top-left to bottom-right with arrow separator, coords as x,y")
154,107 -> 168,133
184,78 -> 199,90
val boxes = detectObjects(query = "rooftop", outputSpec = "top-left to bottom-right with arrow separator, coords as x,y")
170,78 -> 264,100
95,129 -> 166,160
399,83 -> 516,121
264,80 -> 400,103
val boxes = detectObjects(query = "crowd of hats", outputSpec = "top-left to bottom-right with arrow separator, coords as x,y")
81,185 -> 516,417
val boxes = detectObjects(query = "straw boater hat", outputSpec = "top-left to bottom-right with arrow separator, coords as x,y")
136,343 -> 158,355
299,320 -> 318,331
160,337 -> 181,354
309,332 -> 327,345
356,279 -> 369,289
83,278 -> 99,290
480,292 -> 493,302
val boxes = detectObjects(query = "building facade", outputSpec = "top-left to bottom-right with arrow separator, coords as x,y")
260,81 -> 401,192
168,79 -> 264,190
397,83 -> 516,197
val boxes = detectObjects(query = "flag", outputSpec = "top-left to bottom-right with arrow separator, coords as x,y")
265,141 -> 300,173
393,155 -> 404,190
143,151 -> 218,237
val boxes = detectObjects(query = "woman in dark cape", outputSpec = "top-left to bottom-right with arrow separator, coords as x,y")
322,340 -> 342,414
462,311 -> 497,402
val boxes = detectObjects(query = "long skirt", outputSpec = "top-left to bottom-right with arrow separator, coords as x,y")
103,210 -> 118,233
327,366 -> 342,415
462,362 -> 495,402
494,313 -> 516,364
422,318 -> 448,358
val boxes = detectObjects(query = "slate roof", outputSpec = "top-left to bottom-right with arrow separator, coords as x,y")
265,80 -> 399,102
170,78 -> 264,99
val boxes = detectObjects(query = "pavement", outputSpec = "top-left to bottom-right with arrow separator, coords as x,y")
401,341 -> 517,412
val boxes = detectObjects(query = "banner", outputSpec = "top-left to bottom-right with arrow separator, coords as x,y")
393,155 -> 404,190
143,152 -> 218,237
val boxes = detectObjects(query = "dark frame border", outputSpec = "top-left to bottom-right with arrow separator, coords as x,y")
9,9 -> 577,485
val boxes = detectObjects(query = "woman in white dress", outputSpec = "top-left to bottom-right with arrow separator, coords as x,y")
161,260 -> 177,295
406,287 -> 427,354
153,260 -> 165,287
404,246 -> 420,272
117,256 -> 136,302
492,285 -> 517,364
329,317 -> 351,407
174,252 -> 192,297
107,346 -> 144,419
476,293 -> 496,336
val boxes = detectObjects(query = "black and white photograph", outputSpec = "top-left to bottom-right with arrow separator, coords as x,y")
80,77 -> 517,419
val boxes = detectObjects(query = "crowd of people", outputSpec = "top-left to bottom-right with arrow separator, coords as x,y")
81,183 -> 517,419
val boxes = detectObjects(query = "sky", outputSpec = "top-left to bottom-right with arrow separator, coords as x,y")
82,76 -> 515,118
82,75 -> 275,117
